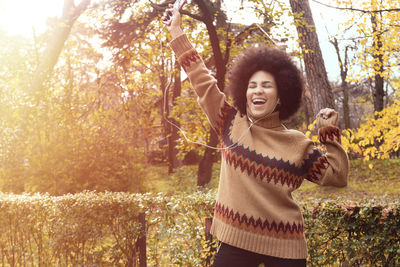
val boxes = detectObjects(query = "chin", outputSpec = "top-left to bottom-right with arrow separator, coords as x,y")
250,111 -> 269,119
252,107 -> 272,117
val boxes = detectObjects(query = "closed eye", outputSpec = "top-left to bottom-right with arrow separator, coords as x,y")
248,81 -> 274,88
248,82 -> 257,87
262,81 -> 273,87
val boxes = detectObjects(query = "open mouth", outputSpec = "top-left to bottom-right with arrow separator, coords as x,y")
252,99 -> 266,105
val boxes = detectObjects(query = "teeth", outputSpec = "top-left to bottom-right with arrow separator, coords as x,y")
253,99 -> 266,104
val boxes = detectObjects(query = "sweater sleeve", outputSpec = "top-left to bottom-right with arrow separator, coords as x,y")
169,34 -> 233,135
303,125 -> 349,187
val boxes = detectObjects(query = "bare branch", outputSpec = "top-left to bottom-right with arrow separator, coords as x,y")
181,10 -> 204,22
149,0 -> 204,21
311,0 -> 400,13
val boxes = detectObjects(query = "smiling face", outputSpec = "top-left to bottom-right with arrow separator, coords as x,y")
246,70 -> 279,120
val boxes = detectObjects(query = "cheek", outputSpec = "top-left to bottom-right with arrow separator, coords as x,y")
246,90 -> 251,104
266,91 -> 278,100
269,88 -> 279,99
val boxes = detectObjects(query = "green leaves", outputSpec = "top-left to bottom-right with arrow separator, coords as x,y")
305,198 -> 400,266
0,191 -> 399,266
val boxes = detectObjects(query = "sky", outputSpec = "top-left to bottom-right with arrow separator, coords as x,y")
0,0 -> 63,35
0,0 -> 344,81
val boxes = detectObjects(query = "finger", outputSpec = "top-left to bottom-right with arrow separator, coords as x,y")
162,8 -> 173,24
317,110 -> 328,119
320,113 -> 328,120
319,108 -> 331,116
168,8 -> 181,27
321,109 -> 336,119
325,109 -> 335,116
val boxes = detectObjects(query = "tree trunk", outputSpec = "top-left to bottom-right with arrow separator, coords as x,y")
28,0 -> 90,194
342,85 -> 351,129
30,0 -> 91,100
168,61 -> 182,173
193,0 -> 226,186
197,129 -> 219,186
371,13 -> 385,113
331,37 -> 351,129
289,0 -> 334,115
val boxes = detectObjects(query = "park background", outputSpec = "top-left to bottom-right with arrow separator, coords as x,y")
0,0 -> 399,266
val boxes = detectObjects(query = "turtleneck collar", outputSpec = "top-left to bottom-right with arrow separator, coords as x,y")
247,111 -> 283,129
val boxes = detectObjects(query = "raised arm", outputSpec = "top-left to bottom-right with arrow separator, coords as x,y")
162,5 -> 233,134
303,108 -> 349,187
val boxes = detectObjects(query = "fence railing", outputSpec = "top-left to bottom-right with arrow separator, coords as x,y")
136,212 -> 147,267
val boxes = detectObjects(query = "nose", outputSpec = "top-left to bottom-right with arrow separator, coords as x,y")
253,85 -> 263,94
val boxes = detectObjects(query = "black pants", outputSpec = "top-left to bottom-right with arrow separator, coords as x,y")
212,243 -> 306,267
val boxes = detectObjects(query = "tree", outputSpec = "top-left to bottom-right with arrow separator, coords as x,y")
98,0 -> 184,171
0,1 -> 159,194
321,0 -> 400,112
0,32 -> 35,193
167,61 -> 183,173
149,0 -> 230,185
289,0 -> 335,115
30,0 -> 91,100
189,0 -> 228,186
330,37 -> 354,129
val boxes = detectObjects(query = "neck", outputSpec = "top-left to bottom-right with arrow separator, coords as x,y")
247,111 -> 282,129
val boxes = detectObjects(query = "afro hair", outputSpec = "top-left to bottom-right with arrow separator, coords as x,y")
226,46 -> 304,121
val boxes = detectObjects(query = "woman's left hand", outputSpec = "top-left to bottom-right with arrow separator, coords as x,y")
316,108 -> 338,128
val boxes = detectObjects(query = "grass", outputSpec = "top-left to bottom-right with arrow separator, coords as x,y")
145,163 -> 221,194
294,158 -> 400,202
145,159 -> 400,202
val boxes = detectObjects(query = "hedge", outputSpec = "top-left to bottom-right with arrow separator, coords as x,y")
0,191 -> 399,266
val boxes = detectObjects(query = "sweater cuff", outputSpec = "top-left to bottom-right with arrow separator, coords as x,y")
318,125 -> 341,144
169,34 -> 194,58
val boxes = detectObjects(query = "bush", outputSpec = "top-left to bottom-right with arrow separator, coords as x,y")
303,198 -> 400,266
0,192 -> 398,266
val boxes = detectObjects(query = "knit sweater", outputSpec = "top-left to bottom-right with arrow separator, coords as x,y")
170,34 -> 349,259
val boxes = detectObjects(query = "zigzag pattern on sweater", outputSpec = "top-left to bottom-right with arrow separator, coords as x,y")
222,148 -> 304,188
214,202 -> 304,239
213,104 -> 329,186
216,108 -> 329,188
178,49 -> 201,71
303,148 -> 328,183
318,125 -> 341,144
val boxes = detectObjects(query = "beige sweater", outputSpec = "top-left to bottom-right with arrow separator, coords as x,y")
170,34 -> 349,259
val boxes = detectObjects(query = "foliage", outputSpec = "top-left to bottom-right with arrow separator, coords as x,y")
304,198 -> 400,266
0,31 -> 36,193
170,85 -> 211,158
0,191 -> 399,266
341,97 -> 400,161
0,191 -> 216,266
0,5 -> 157,194
332,0 -> 400,84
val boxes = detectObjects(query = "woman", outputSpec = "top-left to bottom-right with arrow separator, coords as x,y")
162,5 -> 349,267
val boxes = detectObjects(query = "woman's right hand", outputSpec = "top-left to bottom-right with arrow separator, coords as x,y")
162,4 -> 184,39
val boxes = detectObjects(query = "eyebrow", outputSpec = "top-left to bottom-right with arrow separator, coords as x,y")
248,81 -> 273,85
